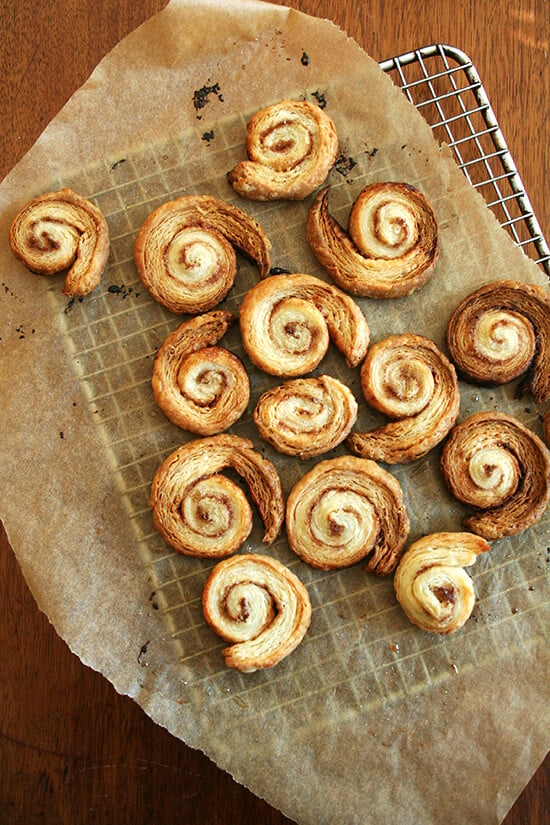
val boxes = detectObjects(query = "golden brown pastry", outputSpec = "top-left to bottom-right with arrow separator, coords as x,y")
150,434 -> 284,557
201,553 -> 312,672
152,311 -> 249,435
347,334 -> 460,464
9,188 -> 110,297
286,455 -> 409,574
394,532 -> 490,635
239,273 -> 370,376
440,412 -> 550,539
134,195 -> 272,313
227,99 -> 339,201
254,375 -> 357,459
307,182 -> 439,297
446,279 -> 550,402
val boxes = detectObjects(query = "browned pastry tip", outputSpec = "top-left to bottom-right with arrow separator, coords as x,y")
227,98 -> 339,201
134,194 -> 272,313
152,311 -> 249,435
440,411 -> 550,539
446,279 -> 550,403
285,455 -> 409,574
150,434 -> 284,557
239,272 -> 370,376
9,188 -> 110,297
394,532 -> 490,635
306,182 -> 439,298
347,333 -> 460,464
201,553 -> 312,672
254,375 -> 358,459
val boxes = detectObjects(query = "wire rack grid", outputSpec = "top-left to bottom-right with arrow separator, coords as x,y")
380,43 -> 550,276
49,44 -> 550,714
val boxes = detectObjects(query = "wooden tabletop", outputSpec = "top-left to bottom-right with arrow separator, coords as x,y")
1,1 -> 548,823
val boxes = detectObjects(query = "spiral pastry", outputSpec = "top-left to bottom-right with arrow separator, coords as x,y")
446,280 -> 550,403
150,434 -> 284,557
286,456 -> 409,574
134,195 -> 272,314
440,412 -> 550,539
254,375 -> 358,459
347,334 -> 460,464
152,311 -> 249,435
227,99 -> 339,201
201,554 -> 312,672
394,532 -> 490,635
239,273 -> 370,376
9,188 -> 110,297
307,182 -> 439,298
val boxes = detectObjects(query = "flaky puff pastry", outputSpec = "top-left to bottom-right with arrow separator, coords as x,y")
202,554 -> 312,672
307,182 -> 439,298
239,273 -> 369,376
150,435 -> 284,557
286,456 -> 409,574
134,195 -> 271,314
227,99 -> 338,201
394,532 -> 489,635
440,412 -> 550,540
254,375 -> 358,459
9,188 -> 110,297
152,311 -> 249,435
347,334 -> 460,464
446,279 -> 550,402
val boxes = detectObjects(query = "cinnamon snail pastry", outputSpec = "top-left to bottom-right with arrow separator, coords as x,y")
150,434 -> 284,557
227,99 -> 339,201
134,195 -> 272,313
394,532 -> 490,635
239,273 -> 370,376
152,311 -> 249,435
347,334 -> 460,464
307,182 -> 439,297
254,375 -> 358,459
440,412 -> 550,539
9,188 -> 110,297
201,553 -> 312,672
446,279 -> 550,402
285,455 -> 409,574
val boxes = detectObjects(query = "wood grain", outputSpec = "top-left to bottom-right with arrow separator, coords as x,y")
0,1 -> 548,823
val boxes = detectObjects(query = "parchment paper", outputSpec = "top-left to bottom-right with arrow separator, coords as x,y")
0,2 -> 548,823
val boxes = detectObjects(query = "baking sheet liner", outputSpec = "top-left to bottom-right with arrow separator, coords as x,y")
0,2 -> 548,823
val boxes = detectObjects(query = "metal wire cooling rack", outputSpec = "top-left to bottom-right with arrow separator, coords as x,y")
380,44 -> 550,277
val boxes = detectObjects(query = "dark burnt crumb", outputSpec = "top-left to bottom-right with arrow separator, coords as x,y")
193,82 -> 223,115
301,51 -> 310,66
148,591 -> 159,610
137,640 -> 150,666
64,296 -> 84,314
401,144 -> 407,150
110,158 -> 127,171
15,325 -> 25,339
202,129 -> 215,143
311,89 -> 327,109
59,431 -> 64,439
269,267 -> 291,275
107,284 -> 141,299
524,406 -> 532,414
365,146 -> 378,159
334,153 -> 357,177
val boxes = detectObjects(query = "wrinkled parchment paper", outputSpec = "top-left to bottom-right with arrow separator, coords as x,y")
0,2 -> 548,822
